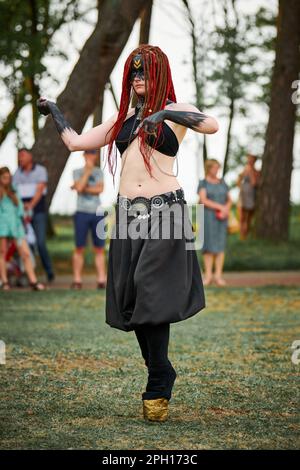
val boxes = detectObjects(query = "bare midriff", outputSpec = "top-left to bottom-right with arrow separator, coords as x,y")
118,111 -> 186,199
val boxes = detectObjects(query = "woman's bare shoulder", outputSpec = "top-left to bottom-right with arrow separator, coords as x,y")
123,107 -> 135,122
127,106 -> 135,115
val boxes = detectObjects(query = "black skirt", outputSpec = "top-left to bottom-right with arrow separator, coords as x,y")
105,191 -> 205,332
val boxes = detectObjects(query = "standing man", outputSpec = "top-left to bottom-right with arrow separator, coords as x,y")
13,148 -> 55,283
71,149 -> 107,289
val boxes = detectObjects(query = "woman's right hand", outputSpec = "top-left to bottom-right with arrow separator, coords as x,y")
220,204 -> 229,218
36,97 -> 53,116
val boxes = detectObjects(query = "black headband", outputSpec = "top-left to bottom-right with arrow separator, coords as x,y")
131,53 -> 144,71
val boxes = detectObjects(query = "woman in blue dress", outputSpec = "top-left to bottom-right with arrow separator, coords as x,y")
197,159 -> 232,286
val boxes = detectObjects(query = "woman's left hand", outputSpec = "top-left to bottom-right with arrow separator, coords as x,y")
134,110 -> 165,135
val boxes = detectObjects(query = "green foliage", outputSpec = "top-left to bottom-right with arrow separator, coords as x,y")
1,0 -> 80,92
207,2 -> 276,110
181,0 -> 209,109
251,6 -> 277,108
0,0 -> 94,137
181,0 -> 277,173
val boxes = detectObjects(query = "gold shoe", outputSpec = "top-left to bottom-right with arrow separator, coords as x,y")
142,398 -> 169,422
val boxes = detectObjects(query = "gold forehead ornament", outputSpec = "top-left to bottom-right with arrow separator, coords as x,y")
133,58 -> 142,69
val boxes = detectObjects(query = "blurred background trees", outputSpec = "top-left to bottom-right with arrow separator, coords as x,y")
0,0 -> 86,143
0,0 -> 299,241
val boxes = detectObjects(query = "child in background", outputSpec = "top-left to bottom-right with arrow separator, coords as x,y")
0,166 -> 45,290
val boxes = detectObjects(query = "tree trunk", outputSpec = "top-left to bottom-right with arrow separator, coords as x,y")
32,0 -> 150,208
108,79 -> 119,110
27,76 -> 40,140
139,1 -> 153,43
28,0 -> 40,139
131,1 -> 153,108
0,85 -> 27,145
92,90 -> 104,167
182,0 -> 208,163
223,97 -> 235,176
256,0 -> 300,241
203,134 -> 207,162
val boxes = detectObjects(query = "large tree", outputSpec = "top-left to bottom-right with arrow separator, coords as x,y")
95,0 -> 153,166
0,0 -> 86,143
32,0 -> 151,207
256,0 -> 300,241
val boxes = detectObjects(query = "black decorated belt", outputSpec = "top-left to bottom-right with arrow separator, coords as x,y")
116,188 -> 186,219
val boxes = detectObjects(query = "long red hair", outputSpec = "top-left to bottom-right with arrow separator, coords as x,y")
105,44 -> 177,186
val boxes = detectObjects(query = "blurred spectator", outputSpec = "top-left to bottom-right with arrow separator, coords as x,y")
0,166 -> 45,291
71,150 -> 107,289
197,159 -> 232,287
13,148 -> 55,282
237,154 -> 261,240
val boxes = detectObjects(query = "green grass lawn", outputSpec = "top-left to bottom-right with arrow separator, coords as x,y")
0,287 -> 299,449
44,205 -> 300,273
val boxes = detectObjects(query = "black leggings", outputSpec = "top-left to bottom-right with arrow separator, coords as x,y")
134,323 -> 176,400
134,323 -> 170,368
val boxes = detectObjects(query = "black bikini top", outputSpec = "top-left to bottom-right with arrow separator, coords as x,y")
115,100 -> 179,157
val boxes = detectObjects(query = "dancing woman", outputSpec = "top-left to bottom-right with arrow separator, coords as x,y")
37,44 -> 219,422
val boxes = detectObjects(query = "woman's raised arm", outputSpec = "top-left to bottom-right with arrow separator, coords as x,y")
36,98 -> 118,152
135,102 -> 219,136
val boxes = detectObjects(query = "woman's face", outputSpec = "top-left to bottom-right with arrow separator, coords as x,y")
0,171 -> 11,187
247,155 -> 256,166
131,75 -> 146,97
130,54 -> 146,97
209,163 -> 220,178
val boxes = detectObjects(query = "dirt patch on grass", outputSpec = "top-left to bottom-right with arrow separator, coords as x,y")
207,407 -> 250,416
206,407 -> 298,419
8,350 -> 126,374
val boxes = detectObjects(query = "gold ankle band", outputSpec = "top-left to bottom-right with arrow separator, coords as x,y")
143,398 -> 169,422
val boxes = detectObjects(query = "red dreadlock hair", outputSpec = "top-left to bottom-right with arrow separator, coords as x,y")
105,44 -> 177,186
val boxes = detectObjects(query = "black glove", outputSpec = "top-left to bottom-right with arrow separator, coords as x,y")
36,97 -> 53,116
36,97 -> 73,135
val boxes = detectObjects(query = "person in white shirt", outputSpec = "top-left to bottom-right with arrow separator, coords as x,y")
71,150 -> 106,289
